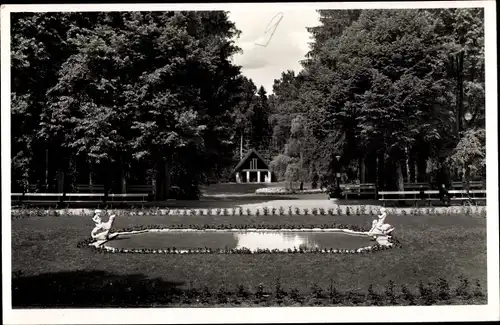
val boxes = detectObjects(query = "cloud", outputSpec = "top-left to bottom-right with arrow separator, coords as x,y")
229,9 -> 320,93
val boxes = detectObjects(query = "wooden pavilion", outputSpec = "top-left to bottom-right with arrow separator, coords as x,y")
233,149 -> 273,183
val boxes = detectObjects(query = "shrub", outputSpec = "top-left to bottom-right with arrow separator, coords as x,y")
401,284 -> 415,305
310,282 -> 324,299
238,207 -> 243,216
473,280 -> 484,297
290,287 -> 302,303
346,207 -> 351,216
246,208 -> 251,216
263,207 -> 269,216
384,280 -> 396,304
200,286 -> 212,304
319,208 -> 326,216
274,278 -> 287,303
222,208 -> 228,216
279,206 -> 285,216
455,275 -> 470,298
418,281 -> 436,305
311,208 -> 318,215
437,278 -> 450,301
236,284 -> 249,298
255,209 -> 261,216
254,283 -> 267,303
295,207 -> 300,215
336,207 -> 343,215
303,208 -> 309,215
367,284 -> 381,305
216,284 -> 229,304
271,207 -> 277,216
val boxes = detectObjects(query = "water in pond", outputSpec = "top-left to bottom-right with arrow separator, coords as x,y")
106,231 -> 372,251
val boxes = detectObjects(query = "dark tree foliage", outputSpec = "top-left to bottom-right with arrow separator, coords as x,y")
11,11 -> 246,199
267,9 -> 485,189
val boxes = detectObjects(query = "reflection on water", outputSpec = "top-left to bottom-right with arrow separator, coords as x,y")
235,232 -> 315,250
108,230 -> 371,251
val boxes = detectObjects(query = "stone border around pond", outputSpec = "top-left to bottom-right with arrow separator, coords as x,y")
77,227 -> 401,255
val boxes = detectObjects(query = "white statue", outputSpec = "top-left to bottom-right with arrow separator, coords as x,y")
368,207 -> 395,238
91,209 -> 117,241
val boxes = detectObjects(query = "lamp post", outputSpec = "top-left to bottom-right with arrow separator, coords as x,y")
463,111 -> 473,192
335,154 -> 342,199
464,111 -> 472,124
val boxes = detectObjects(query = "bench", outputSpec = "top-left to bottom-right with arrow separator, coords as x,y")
342,183 -> 377,199
448,189 -> 486,204
76,184 -> 105,193
378,191 -> 423,206
127,184 -> 154,193
11,192 -> 63,204
451,181 -> 485,190
378,189 -> 486,206
64,193 -> 106,203
404,182 -> 430,191
108,193 -> 148,204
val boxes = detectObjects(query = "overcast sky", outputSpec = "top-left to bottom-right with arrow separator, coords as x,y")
228,9 -> 320,94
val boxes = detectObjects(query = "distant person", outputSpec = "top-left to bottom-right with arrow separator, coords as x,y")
439,183 -> 450,206
311,173 -> 319,190
319,174 -> 327,190
299,181 -> 304,191
419,185 -> 426,201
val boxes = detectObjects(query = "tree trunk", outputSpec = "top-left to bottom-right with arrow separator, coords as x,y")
103,162 -> 110,200
155,161 -> 164,201
45,149 -> 49,191
165,159 -> 171,199
359,157 -> 366,184
240,131 -> 244,160
414,160 -> 418,183
456,51 -> 465,136
396,161 -> 404,192
376,154 -> 383,189
154,158 -> 171,200
121,159 -> 127,194
417,156 -> 426,183
405,147 -> 411,183
89,162 -> 93,187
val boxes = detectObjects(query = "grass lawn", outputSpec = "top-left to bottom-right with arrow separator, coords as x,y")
11,210 -> 487,307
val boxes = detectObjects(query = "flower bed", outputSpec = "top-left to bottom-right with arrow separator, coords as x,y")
255,187 -> 327,195
11,205 -> 487,218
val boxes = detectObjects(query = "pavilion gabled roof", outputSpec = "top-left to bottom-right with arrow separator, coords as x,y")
233,148 -> 270,173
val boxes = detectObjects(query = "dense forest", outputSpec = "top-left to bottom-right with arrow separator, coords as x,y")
268,8 -> 485,190
11,9 -> 485,199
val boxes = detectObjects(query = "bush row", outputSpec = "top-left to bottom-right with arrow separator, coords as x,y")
13,268 -> 483,306
11,205 -> 487,218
